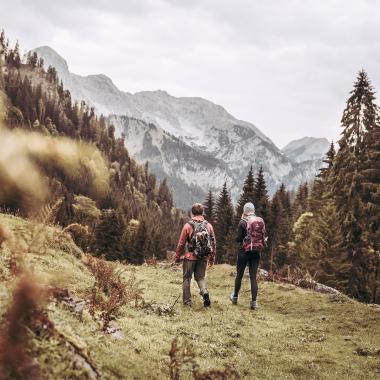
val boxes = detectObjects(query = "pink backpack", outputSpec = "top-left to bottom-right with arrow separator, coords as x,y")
242,216 -> 265,252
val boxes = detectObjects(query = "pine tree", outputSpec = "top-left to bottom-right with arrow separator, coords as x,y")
254,166 -> 270,221
267,186 -> 293,271
361,80 -> 380,303
95,209 -> 123,261
331,70 -> 377,301
318,141 -> 336,180
203,189 -> 216,224
292,182 -> 309,219
130,220 -> 148,264
214,182 -> 234,263
235,166 -> 255,223
11,41 -> 21,68
157,178 -> 173,213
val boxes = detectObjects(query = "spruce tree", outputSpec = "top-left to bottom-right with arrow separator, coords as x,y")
318,141 -> 336,180
361,80 -> 380,303
203,189 -> 216,224
267,186 -> 293,271
214,182 -> 234,263
95,209 -> 123,261
236,166 -> 255,223
254,166 -> 270,221
292,182 -> 309,219
130,220 -> 148,264
309,142 -> 336,213
332,70 -> 377,301
157,178 -> 173,213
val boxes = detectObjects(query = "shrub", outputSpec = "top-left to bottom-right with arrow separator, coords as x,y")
0,274 -> 52,380
85,256 -> 143,331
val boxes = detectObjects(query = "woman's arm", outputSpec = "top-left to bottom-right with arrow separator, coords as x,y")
235,220 -> 246,243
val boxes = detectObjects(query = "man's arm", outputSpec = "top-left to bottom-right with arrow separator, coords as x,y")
175,224 -> 189,261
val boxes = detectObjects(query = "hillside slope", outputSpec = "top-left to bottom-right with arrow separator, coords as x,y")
1,213 -> 379,380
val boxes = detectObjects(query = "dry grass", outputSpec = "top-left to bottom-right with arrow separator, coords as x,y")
169,337 -> 240,380
0,213 -> 379,379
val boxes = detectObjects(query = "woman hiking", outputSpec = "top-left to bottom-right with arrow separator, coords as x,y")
230,202 -> 266,310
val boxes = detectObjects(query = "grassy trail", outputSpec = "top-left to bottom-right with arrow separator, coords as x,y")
0,213 -> 379,379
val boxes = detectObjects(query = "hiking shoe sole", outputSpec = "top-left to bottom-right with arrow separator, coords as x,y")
203,293 -> 211,307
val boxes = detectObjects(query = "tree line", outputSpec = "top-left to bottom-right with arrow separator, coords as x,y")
0,30 -> 186,264
208,70 -> 379,303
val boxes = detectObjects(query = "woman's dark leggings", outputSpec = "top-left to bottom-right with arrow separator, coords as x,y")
234,251 -> 260,301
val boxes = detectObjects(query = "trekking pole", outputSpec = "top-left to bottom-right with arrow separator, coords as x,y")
170,294 -> 181,312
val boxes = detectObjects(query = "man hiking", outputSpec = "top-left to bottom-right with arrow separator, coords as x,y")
175,203 -> 216,307
230,202 -> 266,310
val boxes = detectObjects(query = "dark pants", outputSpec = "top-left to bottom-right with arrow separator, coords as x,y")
234,251 -> 260,301
183,259 -> 208,305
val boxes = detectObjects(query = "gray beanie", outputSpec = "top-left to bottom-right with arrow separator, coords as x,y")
243,202 -> 255,214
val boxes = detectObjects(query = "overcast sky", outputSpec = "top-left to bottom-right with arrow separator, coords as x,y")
0,0 -> 379,147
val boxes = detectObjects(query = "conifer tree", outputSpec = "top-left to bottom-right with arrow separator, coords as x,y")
318,141 -> 336,180
361,79 -> 380,303
214,182 -> 234,263
11,41 -> 21,68
203,189 -> 216,224
332,70 -> 378,301
130,220 -> 148,264
254,166 -> 270,221
223,228 -> 239,265
157,178 -> 173,213
235,166 -> 255,223
95,209 -> 123,261
309,142 -> 336,214
292,182 -> 309,219
267,186 -> 292,271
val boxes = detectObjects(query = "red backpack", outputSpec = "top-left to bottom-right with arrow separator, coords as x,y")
242,216 -> 265,252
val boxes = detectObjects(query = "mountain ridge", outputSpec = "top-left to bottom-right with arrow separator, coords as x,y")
282,137 -> 330,163
31,46 -> 326,207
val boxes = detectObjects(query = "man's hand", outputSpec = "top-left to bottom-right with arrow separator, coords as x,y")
208,260 -> 214,268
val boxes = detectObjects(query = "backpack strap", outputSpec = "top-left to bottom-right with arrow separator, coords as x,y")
187,220 -> 196,251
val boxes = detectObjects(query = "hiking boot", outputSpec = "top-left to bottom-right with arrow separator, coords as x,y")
203,293 -> 211,307
183,301 -> 192,307
230,293 -> 238,305
250,300 -> 258,310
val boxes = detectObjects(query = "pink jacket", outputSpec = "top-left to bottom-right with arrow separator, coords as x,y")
175,215 -> 216,263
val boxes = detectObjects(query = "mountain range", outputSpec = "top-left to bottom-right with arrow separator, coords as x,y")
31,46 -> 329,208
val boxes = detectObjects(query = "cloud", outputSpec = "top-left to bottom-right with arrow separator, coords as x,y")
0,0 -> 379,146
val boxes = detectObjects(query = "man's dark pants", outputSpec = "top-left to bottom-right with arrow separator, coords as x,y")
183,259 -> 208,305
